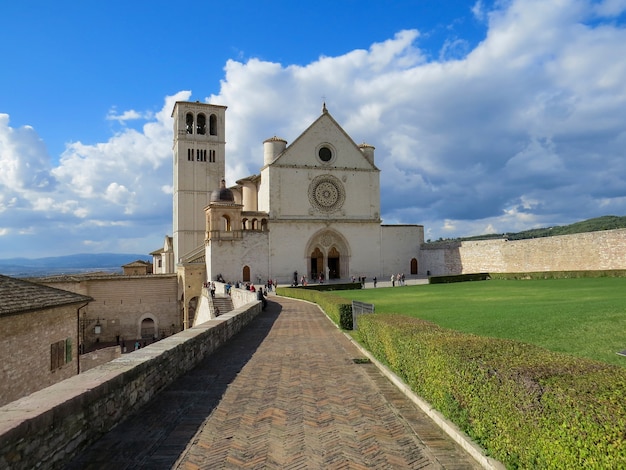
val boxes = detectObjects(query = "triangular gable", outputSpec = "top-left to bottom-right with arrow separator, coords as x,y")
269,109 -> 379,171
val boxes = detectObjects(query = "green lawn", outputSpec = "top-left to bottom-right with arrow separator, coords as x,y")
335,278 -> 626,367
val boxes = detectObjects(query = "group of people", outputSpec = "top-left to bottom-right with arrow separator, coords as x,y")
203,281 -> 217,297
391,273 -> 406,287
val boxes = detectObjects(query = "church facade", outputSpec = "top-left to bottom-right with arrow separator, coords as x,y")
154,101 -> 424,323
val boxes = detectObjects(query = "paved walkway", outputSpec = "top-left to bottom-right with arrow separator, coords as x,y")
67,296 -> 482,469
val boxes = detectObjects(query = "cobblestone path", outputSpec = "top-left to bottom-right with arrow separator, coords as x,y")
67,296 -> 482,469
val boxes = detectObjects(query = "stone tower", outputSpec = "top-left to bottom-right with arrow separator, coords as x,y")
171,101 -> 227,264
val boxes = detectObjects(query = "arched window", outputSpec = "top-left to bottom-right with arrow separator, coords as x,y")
197,113 -> 206,135
209,114 -> 217,136
251,218 -> 258,230
185,113 -> 194,134
242,218 -> 248,230
261,219 -> 268,231
222,214 -> 231,232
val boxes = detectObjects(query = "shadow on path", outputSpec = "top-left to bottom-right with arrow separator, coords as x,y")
65,301 -> 282,470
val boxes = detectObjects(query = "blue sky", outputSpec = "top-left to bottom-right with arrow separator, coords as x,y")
1,0 -> 626,259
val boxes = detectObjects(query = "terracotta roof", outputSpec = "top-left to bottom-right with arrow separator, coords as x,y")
0,275 -> 92,317
121,260 -> 152,268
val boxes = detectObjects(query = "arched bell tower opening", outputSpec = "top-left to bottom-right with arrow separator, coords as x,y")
305,229 -> 351,281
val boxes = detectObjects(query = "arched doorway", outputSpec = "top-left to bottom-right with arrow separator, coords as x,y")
304,229 -> 351,281
328,247 -> 340,279
242,265 -> 251,282
411,258 -> 418,275
310,247 -> 323,281
141,318 -> 155,339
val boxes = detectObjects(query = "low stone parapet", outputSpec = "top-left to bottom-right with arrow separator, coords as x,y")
79,344 -> 122,372
0,301 -> 262,470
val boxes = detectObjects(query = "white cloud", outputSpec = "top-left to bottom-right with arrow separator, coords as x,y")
106,107 -> 152,123
205,0 -> 626,241
0,92 -> 190,257
0,114 -> 55,192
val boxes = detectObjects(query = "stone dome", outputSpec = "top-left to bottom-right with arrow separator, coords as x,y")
210,179 -> 234,203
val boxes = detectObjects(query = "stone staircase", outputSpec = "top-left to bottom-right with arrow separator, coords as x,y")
212,294 -> 233,316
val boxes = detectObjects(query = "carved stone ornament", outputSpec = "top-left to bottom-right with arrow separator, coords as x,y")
308,175 -> 346,212
320,233 -> 334,247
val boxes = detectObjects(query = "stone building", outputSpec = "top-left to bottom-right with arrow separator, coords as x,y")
36,273 -> 179,351
153,101 -> 424,326
0,274 -> 92,407
122,259 -> 153,276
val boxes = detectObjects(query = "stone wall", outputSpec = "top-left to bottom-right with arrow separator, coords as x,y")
0,301 -> 262,470
420,228 -> 626,275
0,305 -> 79,408
79,345 -> 122,372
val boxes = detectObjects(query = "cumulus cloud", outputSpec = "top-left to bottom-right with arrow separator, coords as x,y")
208,0 -> 626,240
0,92 -> 189,257
0,114 -> 56,192
106,107 -> 153,123
1,0 -> 625,257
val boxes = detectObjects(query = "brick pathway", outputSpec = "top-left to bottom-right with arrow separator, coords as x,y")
67,296 -> 482,469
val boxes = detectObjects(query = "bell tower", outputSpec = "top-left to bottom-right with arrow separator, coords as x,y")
172,101 -> 227,264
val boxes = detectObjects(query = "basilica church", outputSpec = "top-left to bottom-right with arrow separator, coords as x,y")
152,101 -> 423,319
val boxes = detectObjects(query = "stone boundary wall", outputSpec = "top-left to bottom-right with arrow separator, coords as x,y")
0,301 -> 262,470
79,345 -> 122,373
420,228 -> 626,275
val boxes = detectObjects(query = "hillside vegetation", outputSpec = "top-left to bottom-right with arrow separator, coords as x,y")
429,214 -> 626,243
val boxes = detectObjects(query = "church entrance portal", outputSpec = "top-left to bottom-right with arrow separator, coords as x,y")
310,248 -> 323,281
306,231 -> 350,281
328,247 -> 340,279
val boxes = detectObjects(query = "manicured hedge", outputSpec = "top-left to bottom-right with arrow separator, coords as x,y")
429,273 -> 491,284
358,314 -> 626,468
288,282 -> 362,292
277,287 -> 353,329
489,270 -> 626,280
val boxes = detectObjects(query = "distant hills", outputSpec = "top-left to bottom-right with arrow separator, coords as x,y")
429,215 -> 626,243
0,253 -> 152,277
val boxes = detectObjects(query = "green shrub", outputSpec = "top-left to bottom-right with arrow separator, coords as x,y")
276,287 -> 352,328
429,273 -> 491,284
489,270 -> 626,280
293,282 -> 362,291
358,314 -> 626,468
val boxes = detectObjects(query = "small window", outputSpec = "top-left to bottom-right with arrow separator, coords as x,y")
51,339 -> 70,371
209,114 -> 217,136
318,146 -> 332,162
